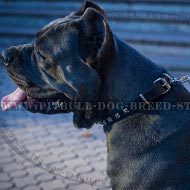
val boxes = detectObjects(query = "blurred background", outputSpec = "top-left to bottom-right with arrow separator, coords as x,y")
0,1 -> 190,190
1,0 -> 190,75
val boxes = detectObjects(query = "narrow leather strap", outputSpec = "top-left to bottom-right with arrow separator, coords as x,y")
99,73 -> 177,130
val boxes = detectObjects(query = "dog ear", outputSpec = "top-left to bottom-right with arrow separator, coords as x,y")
75,2 -> 114,72
68,4 -> 113,129
56,30 -> 101,129
57,30 -> 101,102
73,0 -> 105,16
59,2 -> 113,129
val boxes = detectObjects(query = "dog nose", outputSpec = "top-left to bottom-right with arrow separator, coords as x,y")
1,49 -> 13,66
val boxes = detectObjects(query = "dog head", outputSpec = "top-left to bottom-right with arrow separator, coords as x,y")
1,0 -> 114,128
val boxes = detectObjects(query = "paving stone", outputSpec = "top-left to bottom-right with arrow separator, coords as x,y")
3,162 -> 23,173
35,172 -> 55,182
47,144 -> 63,151
31,148 -> 51,156
90,162 -> 107,173
0,181 -> 14,190
12,133 -> 36,143
0,172 -> 11,182
0,144 -> 5,151
24,127 -> 43,134
96,186 -> 112,190
13,176 -> 38,188
94,145 -> 107,152
74,164 -> 94,175
39,154 -> 62,163
69,143 -> 87,151
21,139 -> 40,146
63,179 -> 80,187
9,169 -> 28,178
84,140 -> 105,147
84,156 -> 104,163
13,129 -> 31,137
76,148 -> 98,159
35,152 -> 53,159
55,147 -> 75,157
0,140 -> 4,146
82,171 -> 106,182
61,139 -> 81,147
58,152 -> 78,161
100,171 -> 108,177
100,154 -> 107,162
43,139 -> 61,145
0,149 -> 13,158
23,185 -> 42,190
0,155 -> 15,164
66,183 -> 97,190
33,131 -> 50,139
21,161 -> 34,168
46,128 -> 69,136
63,157 -> 86,170
25,143 -> 47,152
39,179 -> 68,190
25,167 -> 46,177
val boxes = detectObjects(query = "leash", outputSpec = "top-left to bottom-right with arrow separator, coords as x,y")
98,73 -> 190,130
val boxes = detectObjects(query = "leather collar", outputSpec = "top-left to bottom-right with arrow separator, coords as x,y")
98,73 -> 190,131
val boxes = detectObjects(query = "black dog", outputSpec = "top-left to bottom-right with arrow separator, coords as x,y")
1,1 -> 190,189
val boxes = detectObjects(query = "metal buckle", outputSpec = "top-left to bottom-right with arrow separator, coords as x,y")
154,77 -> 171,95
162,73 -> 173,81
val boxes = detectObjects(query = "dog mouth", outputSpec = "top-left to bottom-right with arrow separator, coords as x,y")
1,87 -> 71,113
1,52 -> 72,113
1,87 -> 26,111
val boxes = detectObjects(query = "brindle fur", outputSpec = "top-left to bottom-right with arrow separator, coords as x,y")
1,1 -> 190,189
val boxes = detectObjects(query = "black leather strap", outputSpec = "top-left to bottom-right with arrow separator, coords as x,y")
98,73 -> 177,130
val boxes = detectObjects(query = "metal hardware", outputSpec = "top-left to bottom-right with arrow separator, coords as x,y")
115,113 -> 120,119
177,75 -> 190,84
102,120 -> 107,126
107,117 -> 113,123
123,108 -> 129,114
139,94 -> 149,105
154,77 -> 171,95
162,73 -> 173,81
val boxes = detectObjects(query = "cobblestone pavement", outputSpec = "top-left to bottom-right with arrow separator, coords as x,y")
0,65 -> 190,190
0,66 -> 111,190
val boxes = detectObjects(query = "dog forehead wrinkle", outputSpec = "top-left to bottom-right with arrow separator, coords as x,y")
36,18 -> 66,38
37,11 -> 92,45
36,16 -> 78,42
37,24 -> 68,50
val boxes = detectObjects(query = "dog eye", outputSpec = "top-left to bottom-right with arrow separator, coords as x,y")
27,80 -> 35,88
35,44 -> 48,59
38,49 -> 47,59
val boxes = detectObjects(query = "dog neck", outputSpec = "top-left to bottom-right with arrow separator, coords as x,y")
96,35 -> 166,122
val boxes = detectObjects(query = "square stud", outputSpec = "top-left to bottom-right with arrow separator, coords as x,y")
107,117 -> 113,123
123,108 -> 129,114
115,113 -> 120,119
102,120 -> 107,126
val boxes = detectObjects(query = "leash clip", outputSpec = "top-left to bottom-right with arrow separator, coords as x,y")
177,75 -> 190,84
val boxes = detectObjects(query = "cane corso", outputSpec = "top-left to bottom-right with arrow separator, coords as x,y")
1,1 -> 190,189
